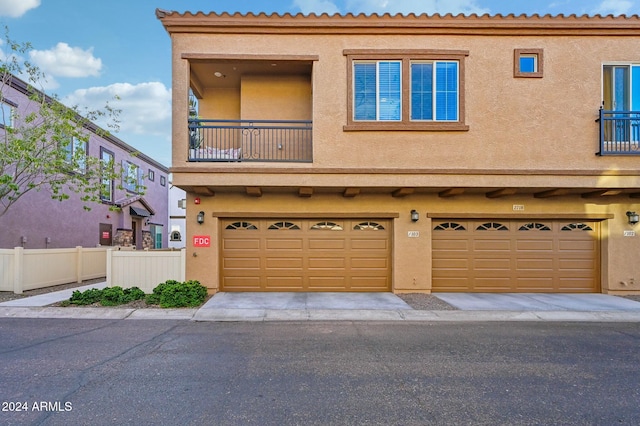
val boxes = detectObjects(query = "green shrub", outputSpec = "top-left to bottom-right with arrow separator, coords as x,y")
145,280 -> 180,305
147,280 -> 208,308
100,286 -> 126,306
69,288 -> 103,305
67,286 -> 146,307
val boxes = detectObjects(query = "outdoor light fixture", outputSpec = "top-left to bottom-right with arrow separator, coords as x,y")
197,211 -> 205,225
627,211 -> 639,225
411,209 -> 419,222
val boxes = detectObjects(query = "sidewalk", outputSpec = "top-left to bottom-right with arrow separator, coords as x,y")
2,284 -> 640,322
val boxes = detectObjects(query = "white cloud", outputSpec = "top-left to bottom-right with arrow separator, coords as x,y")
592,0 -> 634,15
29,43 -> 102,78
0,0 -> 40,17
63,82 -> 172,137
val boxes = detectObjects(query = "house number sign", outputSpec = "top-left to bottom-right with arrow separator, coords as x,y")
407,231 -> 420,238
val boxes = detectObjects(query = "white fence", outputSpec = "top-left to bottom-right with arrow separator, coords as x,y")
0,247 -> 186,294
107,248 -> 186,293
0,246 -> 108,293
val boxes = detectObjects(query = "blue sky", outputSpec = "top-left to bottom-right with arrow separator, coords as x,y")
0,0 -> 637,167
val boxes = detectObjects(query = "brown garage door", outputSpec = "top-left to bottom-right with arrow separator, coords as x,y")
432,220 -> 600,293
221,219 -> 391,292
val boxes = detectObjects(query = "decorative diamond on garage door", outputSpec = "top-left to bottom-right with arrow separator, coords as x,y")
432,220 -> 600,293
221,219 -> 391,292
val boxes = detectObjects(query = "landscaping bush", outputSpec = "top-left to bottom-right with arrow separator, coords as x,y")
69,288 -> 103,305
145,280 -> 180,305
100,286 -> 146,306
67,286 -> 146,306
147,280 -> 207,308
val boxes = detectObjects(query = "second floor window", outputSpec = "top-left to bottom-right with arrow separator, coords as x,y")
0,101 -> 15,128
345,49 -> 469,131
122,160 -> 141,193
100,148 -> 114,202
64,137 -> 87,174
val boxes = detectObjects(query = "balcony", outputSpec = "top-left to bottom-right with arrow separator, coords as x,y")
188,119 -> 313,163
598,108 -> 640,155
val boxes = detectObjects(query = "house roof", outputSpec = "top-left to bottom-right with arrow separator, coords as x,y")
115,195 -> 156,216
157,9 -> 640,36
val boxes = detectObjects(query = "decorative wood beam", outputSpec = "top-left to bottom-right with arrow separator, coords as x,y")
392,187 -> 414,198
630,192 -> 640,199
246,186 -> 263,197
193,187 -> 215,196
533,188 -> 569,198
486,188 -> 517,198
343,187 -> 360,197
298,187 -> 313,197
439,188 -> 465,198
581,189 -> 622,198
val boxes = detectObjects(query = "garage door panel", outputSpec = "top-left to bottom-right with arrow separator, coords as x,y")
473,240 -> 512,251
352,239 -> 388,250
517,240 -> 554,251
516,258 -> 554,270
308,257 -> 346,269
433,219 -> 599,293
266,277 -> 305,289
265,257 -> 303,269
432,240 -> 470,251
559,240 -> 596,251
266,239 -> 303,250
224,239 -> 261,250
224,258 -> 261,269
349,277 -> 389,289
474,258 -> 511,270
223,277 -> 262,290
351,257 -> 388,269
308,239 -> 345,250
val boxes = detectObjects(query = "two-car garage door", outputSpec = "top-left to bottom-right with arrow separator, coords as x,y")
221,219 -> 391,292
432,220 -> 600,293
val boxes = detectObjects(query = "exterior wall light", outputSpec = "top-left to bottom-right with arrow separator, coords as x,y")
626,211 -> 639,225
411,209 -> 419,222
197,211 -> 205,225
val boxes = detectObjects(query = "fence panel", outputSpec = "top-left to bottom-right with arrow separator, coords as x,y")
0,249 -> 14,291
107,249 -> 186,293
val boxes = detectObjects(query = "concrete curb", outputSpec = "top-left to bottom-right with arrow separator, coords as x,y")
3,306 -> 639,322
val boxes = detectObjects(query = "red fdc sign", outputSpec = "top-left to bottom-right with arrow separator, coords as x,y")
193,235 -> 211,247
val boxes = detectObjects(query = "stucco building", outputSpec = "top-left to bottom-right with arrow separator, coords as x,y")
158,10 -> 640,295
0,74 -> 169,250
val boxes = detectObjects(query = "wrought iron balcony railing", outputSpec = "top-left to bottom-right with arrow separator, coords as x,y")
188,119 -> 312,163
598,108 -> 640,155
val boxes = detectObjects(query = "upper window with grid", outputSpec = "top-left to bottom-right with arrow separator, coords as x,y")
345,50 -> 469,132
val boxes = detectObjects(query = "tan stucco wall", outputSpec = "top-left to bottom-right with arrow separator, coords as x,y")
240,74 -> 311,121
183,193 -> 640,295
172,32 -> 640,173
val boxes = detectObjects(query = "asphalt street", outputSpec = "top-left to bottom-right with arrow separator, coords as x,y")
1,319 -> 639,425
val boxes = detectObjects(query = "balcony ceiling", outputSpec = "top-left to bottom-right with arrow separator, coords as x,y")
190,59 -> 313,91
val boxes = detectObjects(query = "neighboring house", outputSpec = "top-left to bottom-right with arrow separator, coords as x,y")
168,182 -> 186,248
0,74 -> 169,250
158,10 -> 640,295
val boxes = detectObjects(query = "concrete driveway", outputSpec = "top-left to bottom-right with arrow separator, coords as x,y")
435,292 -> 640,311
202,291 -> 640,312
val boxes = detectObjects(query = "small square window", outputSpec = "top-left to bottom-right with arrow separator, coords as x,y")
148,169 -> 155,182
514,49 -> 543,78
160,176 -> 166,187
